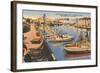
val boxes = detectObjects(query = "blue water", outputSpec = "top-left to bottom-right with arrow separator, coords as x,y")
46,25 -> 89,61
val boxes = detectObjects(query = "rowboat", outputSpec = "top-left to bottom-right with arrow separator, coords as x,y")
23,24 -> 44,56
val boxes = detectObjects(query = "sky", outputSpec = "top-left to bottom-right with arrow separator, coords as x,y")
23,10 -> 91,17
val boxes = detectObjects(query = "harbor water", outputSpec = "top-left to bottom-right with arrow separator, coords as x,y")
46,25 -> 91,61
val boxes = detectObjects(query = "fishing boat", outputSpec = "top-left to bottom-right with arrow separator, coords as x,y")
23,14 -> 55,62
23,24 -> 44,56
47,34 -> 73,42
64,40 -> 91,54
64,17 -> 91,54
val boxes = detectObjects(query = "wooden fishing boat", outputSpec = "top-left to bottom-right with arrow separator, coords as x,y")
47,34 -> 73,42
64,41 -> 91,54
23,24 -> 44,56
64,46 -> 90,54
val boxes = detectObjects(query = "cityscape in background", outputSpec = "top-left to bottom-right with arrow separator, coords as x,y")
23,10 -> 91,62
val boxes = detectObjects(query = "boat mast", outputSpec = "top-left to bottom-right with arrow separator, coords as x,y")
43,13 -> 46,39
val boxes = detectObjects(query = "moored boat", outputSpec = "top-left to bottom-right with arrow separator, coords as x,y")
47,34 -> 73,42
64,40 -> 91,54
